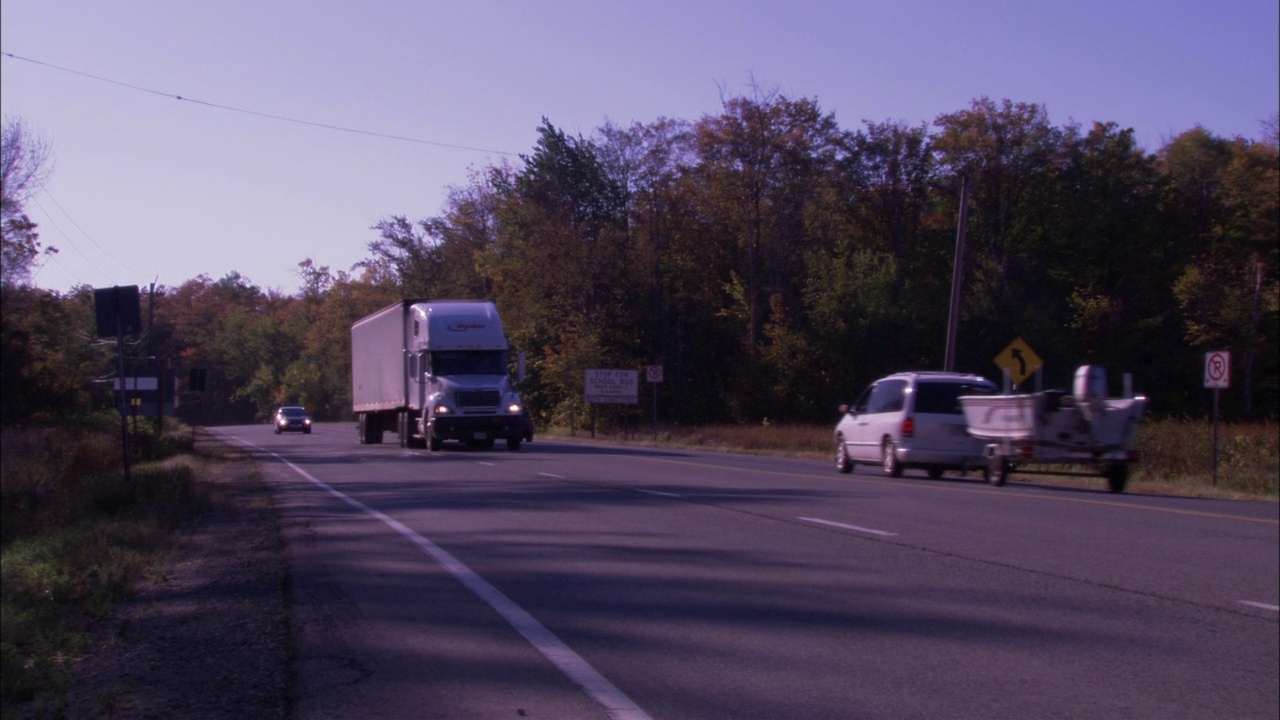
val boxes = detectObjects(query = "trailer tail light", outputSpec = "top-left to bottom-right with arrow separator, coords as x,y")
901,417 -> 915,437
1020,446 -> 1035,458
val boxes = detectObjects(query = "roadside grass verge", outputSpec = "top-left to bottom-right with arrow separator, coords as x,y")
544,418 -> 1278,500
0,423 -> 213,716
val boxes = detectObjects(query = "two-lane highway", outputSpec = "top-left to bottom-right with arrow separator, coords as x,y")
213,423 -> 1279,719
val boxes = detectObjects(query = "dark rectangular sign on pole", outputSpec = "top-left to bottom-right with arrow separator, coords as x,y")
94,285 -> 142,338
95,285 -> 142,483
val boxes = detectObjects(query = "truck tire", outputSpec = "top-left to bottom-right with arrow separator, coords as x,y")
358,414 -> 383,444
507,437 -> 522,452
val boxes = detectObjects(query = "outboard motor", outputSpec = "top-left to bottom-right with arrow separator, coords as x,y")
1073,365 -> 1108,425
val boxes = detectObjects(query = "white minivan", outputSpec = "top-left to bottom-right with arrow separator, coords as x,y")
834,371 -> 996,478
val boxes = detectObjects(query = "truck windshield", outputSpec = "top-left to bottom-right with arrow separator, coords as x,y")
430,350 -> 507,377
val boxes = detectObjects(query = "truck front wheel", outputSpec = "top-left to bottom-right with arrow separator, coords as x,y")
507,437 -> 522,452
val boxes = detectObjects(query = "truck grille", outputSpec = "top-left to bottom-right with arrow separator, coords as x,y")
457,390 -> 501,409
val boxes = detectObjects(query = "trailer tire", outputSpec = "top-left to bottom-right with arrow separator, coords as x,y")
986,455 -> 1009,486
1105,463 -> 1129,493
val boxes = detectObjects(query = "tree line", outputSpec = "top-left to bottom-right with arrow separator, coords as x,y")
2,95 -> 1277,429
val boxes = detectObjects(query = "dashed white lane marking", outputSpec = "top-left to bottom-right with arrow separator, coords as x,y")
1239,600 -> 1280,612
799,516 -> 898,537
236,440 -> 653,720
538,472 -> 566,480
634,489 -> 683,498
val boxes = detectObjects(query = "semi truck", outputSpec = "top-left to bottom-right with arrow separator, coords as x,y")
351,300 -> 530,451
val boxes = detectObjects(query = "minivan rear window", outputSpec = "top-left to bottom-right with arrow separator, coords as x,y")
913,381 -> 995,414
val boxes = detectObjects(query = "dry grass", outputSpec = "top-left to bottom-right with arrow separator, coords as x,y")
1,423 -> 212,715
545,418 -> 1278,500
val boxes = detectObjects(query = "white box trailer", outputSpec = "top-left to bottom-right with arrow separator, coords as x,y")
351,300 -> 530,450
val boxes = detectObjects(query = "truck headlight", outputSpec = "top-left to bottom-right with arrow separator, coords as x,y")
432,404 -> 453,415
506,403 -> 523,414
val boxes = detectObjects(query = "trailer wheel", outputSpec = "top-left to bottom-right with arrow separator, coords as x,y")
985,455 -> 1009,486
1105,463 -> 1129,493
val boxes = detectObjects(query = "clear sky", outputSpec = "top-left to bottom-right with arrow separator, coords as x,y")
3,0 -> 1277,296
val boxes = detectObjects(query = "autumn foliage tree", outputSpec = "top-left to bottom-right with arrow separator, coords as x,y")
3,98 -> 1276,430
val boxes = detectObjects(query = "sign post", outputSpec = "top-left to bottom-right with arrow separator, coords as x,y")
94,286 -> 142,483
646,365 -> 663,440
1204,351 -> 1230,487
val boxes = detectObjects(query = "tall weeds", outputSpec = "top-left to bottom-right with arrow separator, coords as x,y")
1,424 -> 209,714
557,418 -> 1279,498
1135,418 -> 1278,496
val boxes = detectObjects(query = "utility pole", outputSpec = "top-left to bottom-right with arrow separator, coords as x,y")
150,280 -> 163,435
944,176 -> 970,371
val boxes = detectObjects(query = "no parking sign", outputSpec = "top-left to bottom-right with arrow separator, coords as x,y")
1204,351 -> 1230,389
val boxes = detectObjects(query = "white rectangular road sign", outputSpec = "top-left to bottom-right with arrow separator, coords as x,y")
112,376 -> 159,391
585,369 -> 639,404
1204,351 -> 1230,389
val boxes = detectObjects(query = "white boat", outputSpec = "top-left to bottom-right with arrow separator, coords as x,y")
958,366 -> 1147,492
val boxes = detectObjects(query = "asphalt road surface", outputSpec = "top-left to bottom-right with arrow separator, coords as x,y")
212,423 -> 1279,720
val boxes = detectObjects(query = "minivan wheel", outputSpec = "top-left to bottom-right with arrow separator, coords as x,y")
835,436 -> 853,474
882,440 -> 903,478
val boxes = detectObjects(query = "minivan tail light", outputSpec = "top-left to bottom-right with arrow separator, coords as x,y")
901,417 -> 915,437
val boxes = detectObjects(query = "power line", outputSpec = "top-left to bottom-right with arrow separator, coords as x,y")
32,196 -> 118,283
2,51 -> 518,156
37,191 -> 149,277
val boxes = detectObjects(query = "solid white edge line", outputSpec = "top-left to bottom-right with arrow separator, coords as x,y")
798,516 -> 898,537
1239,600 -> 1280,612
230,437 -> 653,720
